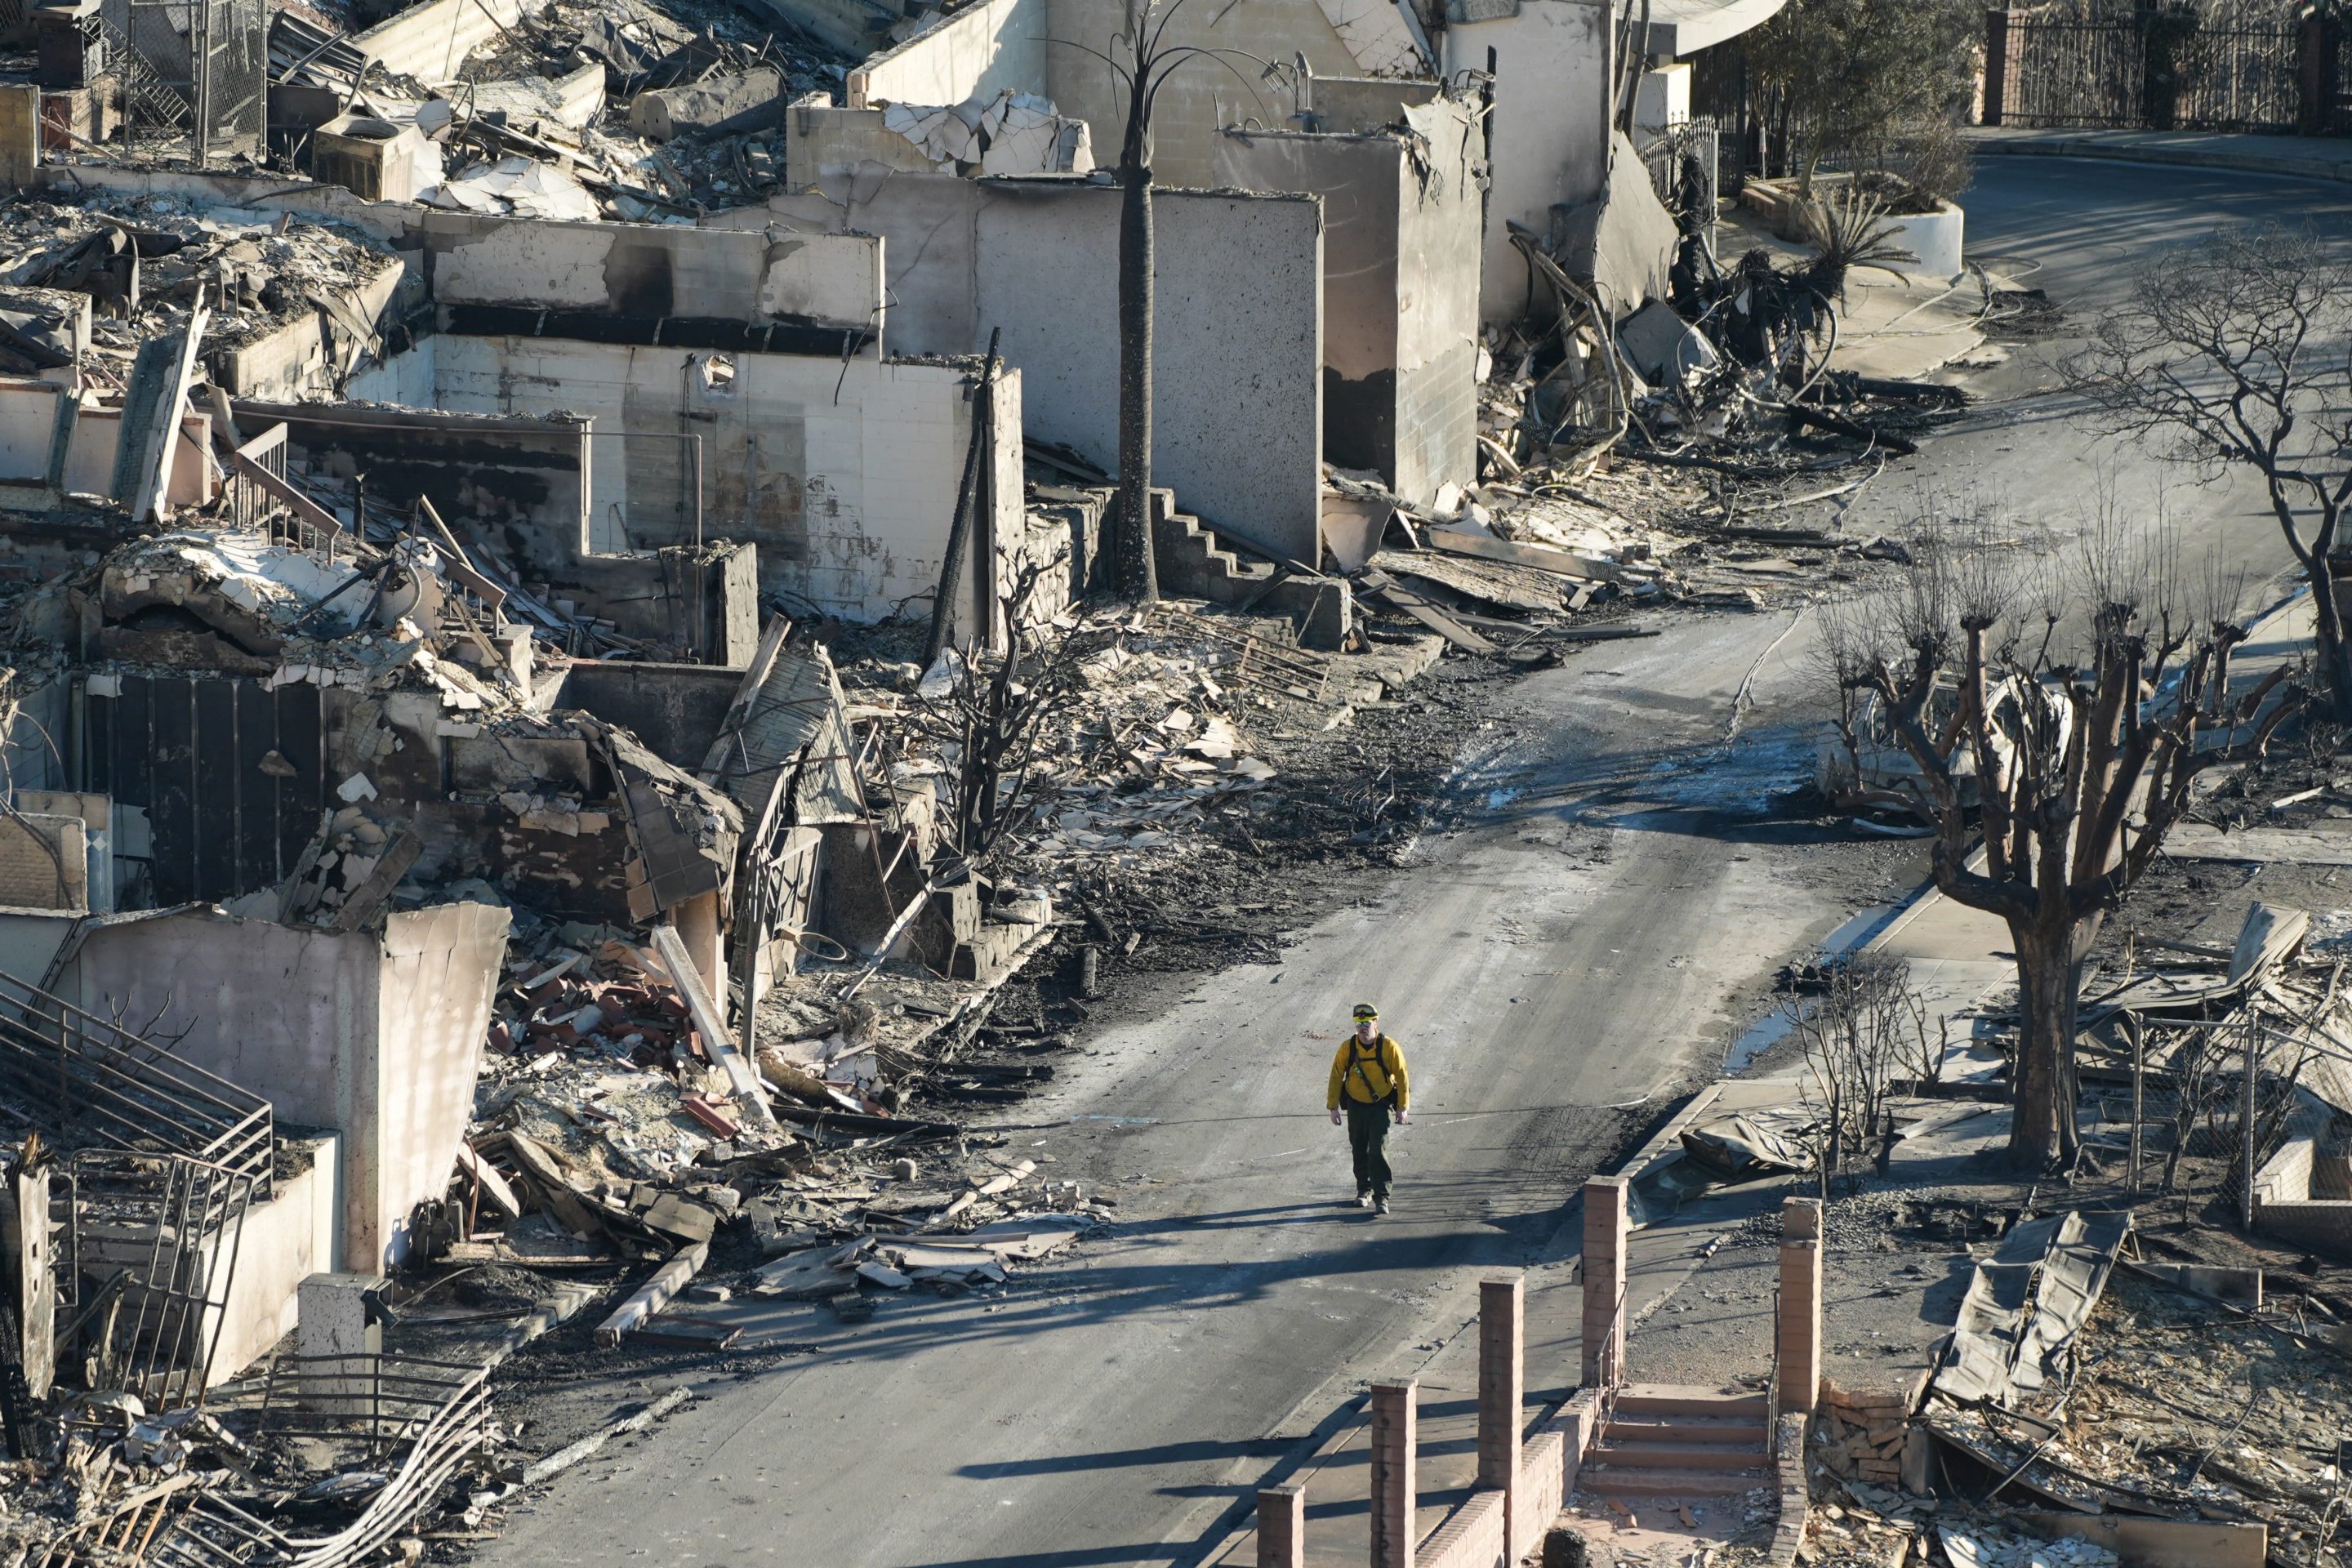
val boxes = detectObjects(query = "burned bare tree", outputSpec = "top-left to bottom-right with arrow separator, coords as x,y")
1823,497 -> 2298,1169
2065,224 -> 2352,719
915,565 -> 1115,860
1050,0 -> 1263,603
1783,952 -> 1935,1196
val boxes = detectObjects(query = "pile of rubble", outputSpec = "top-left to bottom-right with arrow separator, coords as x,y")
0,191 -> 405,369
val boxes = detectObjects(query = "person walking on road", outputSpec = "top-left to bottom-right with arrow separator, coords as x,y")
1327,1003 -> 1409,1214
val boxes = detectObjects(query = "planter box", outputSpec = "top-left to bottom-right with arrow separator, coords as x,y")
1740,175 -> 1966,280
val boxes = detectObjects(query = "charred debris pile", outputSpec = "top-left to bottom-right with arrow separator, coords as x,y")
1331,183 -> 2003,655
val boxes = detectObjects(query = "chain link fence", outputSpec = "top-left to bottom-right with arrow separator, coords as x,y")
101,0 -> 265,163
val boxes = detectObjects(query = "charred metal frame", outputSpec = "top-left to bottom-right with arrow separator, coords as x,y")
0,968 -> 274,1192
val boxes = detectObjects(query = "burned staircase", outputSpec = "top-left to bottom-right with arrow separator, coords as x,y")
1103,488 -> 1350,650
1577,1384 -> 1775,1501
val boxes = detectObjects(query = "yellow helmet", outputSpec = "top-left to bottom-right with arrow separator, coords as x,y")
1352,1003 -> 1379,1022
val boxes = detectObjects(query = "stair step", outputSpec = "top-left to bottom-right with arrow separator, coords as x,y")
1611,1383 -> 1771,1419
1602,1412 -> 1769,1444
1592,1439 -> 1767,1470
1576,1465 -> 1774,1499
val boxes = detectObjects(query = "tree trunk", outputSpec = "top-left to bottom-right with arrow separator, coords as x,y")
2008,916 -> 2088,1170
2305,553 -> 2352,722
1115,121 -> 1160,605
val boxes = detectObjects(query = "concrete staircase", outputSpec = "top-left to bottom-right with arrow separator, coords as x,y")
1102,488 -> 1352,649
1577,1384 -> 1775,1500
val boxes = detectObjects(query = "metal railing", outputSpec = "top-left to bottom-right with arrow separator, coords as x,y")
1641,118 -> 1721,232
223,423 -> 346,564
0,967 -> 274,1192
73,1152 -> 258,1410
1994,8 -> 2302,133
259,1354 -> 489,1456
147,1354 -> 500,1568
1592,1281 -> 1629,1437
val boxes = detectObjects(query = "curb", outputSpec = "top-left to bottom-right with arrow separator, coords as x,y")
1966,132 -> 2352,185
1610,1082 -> 1722,1186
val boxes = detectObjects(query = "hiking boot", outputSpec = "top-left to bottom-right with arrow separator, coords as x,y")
1374,1196 -> 1391,1214
1356,1190 -> 1374,1209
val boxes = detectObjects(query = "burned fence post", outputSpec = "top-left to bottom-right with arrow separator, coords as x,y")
1983,10 -> 2011,127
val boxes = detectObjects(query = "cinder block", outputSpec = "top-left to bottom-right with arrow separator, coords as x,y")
1775,1238 -> 1822,1420
1477,1275 -> 1524,1491
0,85 -> 38,192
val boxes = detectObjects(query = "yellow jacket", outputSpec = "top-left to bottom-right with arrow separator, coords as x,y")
1327,1033 -> 1408,1112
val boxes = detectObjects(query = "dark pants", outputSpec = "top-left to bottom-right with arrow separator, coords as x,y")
1345,1099 -> 1394,1197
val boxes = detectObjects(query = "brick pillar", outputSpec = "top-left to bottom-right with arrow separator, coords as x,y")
1982,10 -> 2011,127
1369,1379 -> 1417,1568
1478,1275 -> 1526,1562
1777,1197 -> 1823,1422
1256,1485 -> 1303,1568
1580,1176 -> 1628,1388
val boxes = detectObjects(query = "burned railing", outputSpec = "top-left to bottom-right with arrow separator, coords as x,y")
0,968 -> 273,1194
72,1152 -> 259,1410
223,423 -> 346,563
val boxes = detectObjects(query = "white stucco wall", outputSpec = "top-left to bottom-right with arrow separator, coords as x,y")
58,902 -> 506,1272
1444,0 -> 1615,324
851,0 -> 1050,111
1212,97 -> 1479,508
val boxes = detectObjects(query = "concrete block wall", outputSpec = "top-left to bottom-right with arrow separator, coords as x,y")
416,334 -> 1018,627
0,84 -> 38,190
1041,0 -> 1383,188
2258,1199 -> 2352,1258
1581,1175 -> 1628,1386
1440,0 -> 1614,324
730,176 -> 1324,561
849,0 -> 1048,111
1388,96 -> 1482,508
1778,1197 -> 1824,1419
420,214 -> 884,335
1767,1411 -> 1810,1566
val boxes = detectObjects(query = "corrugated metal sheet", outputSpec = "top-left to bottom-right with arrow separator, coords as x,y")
711,644 -> 862,827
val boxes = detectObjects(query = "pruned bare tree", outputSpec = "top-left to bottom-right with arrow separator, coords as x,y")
2065,224 -> 2352,719
915,565 -> 1116,859
1824,492 -> 2300,1169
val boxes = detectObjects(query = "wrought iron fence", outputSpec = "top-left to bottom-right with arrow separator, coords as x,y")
1990,7 -> 2305,134
69,1151 -> 258,1410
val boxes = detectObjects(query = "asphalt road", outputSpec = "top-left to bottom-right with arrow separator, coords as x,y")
473,157 -> 2352,1568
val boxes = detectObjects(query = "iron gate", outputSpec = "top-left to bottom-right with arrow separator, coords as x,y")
1989,6 -> 2305,134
